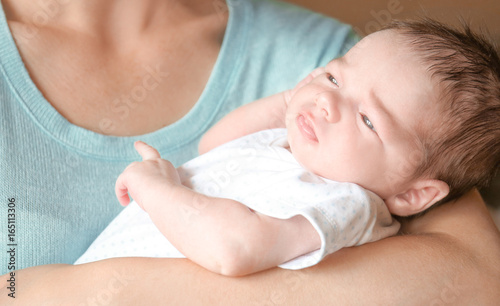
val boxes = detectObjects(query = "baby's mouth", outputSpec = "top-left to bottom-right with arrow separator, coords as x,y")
297,115 -> 318,142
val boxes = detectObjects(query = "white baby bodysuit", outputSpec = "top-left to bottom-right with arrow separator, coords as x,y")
76,129 -> 400,269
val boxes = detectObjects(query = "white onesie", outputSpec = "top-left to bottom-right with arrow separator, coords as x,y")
76,129 -> 400,269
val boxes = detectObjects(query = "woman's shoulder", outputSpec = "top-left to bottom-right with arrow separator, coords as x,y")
246,0 -> 357,52
228,0 -> 359,97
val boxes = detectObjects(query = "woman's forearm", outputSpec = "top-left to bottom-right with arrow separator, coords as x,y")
3,190 -> 499,305
3,242 -> 497,305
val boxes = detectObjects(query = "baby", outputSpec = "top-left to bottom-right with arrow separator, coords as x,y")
76,19 -> 500,276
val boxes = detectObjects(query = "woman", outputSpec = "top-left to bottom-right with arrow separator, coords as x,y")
1,0 -> 499,303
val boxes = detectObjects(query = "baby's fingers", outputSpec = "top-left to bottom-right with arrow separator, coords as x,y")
135,141 -> 161,160
115,173 -> 131,206
295,67 -> 324,89
285,67 -> 325,105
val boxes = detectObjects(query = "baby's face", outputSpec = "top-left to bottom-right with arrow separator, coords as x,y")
286,30 -> 440,200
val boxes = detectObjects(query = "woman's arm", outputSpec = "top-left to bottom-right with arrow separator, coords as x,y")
4,189 -> 499,304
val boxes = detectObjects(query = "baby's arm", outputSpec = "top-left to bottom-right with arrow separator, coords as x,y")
199,67 -> 325,154
116,141 -> 321,276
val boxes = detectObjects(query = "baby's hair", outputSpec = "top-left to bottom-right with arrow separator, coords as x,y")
383,18 -> 500,208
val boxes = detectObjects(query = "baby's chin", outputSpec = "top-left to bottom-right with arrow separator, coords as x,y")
287,131 -> 329,178
290,152 -> 330,180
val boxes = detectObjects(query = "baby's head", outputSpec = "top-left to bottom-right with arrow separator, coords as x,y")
285,18 -> 500,216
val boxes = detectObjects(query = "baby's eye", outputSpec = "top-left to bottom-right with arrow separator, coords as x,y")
361,114 -> 376,132
327,74 -> 339,87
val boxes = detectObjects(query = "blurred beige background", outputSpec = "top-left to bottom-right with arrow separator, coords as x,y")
285,0 -> 500,40
285,0 -> 500,228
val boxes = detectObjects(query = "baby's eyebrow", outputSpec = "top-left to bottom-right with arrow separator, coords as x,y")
369,89 -> 415,144
334,56 -> 347,68
368,89 -> 396,141
325,57 -> 347,81
338,52 -> 350,66
370,90 -> 390,122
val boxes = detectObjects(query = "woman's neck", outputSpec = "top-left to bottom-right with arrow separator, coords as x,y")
1,0 -> 228,136
3,0 -> 218,44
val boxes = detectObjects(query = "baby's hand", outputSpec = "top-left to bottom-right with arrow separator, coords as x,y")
115,141 -> 181,209
283,67 -> 325,105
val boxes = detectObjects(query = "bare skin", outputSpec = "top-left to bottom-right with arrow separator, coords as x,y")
2,190 -> 499,304
3,0 -> 226,136
1,0 -> 499,304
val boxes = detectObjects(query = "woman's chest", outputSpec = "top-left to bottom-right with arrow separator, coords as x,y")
9,22 -> 223,136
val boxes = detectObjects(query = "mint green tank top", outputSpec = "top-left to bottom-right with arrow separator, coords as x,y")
0,0 -> 358,271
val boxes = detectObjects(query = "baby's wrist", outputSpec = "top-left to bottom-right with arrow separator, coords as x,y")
137,180 -> 180,212
163,183 -> 185,201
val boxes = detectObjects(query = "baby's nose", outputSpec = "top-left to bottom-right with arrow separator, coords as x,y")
315,92 -> 340,123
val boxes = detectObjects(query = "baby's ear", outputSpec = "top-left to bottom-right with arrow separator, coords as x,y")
385,179 -> 449,216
